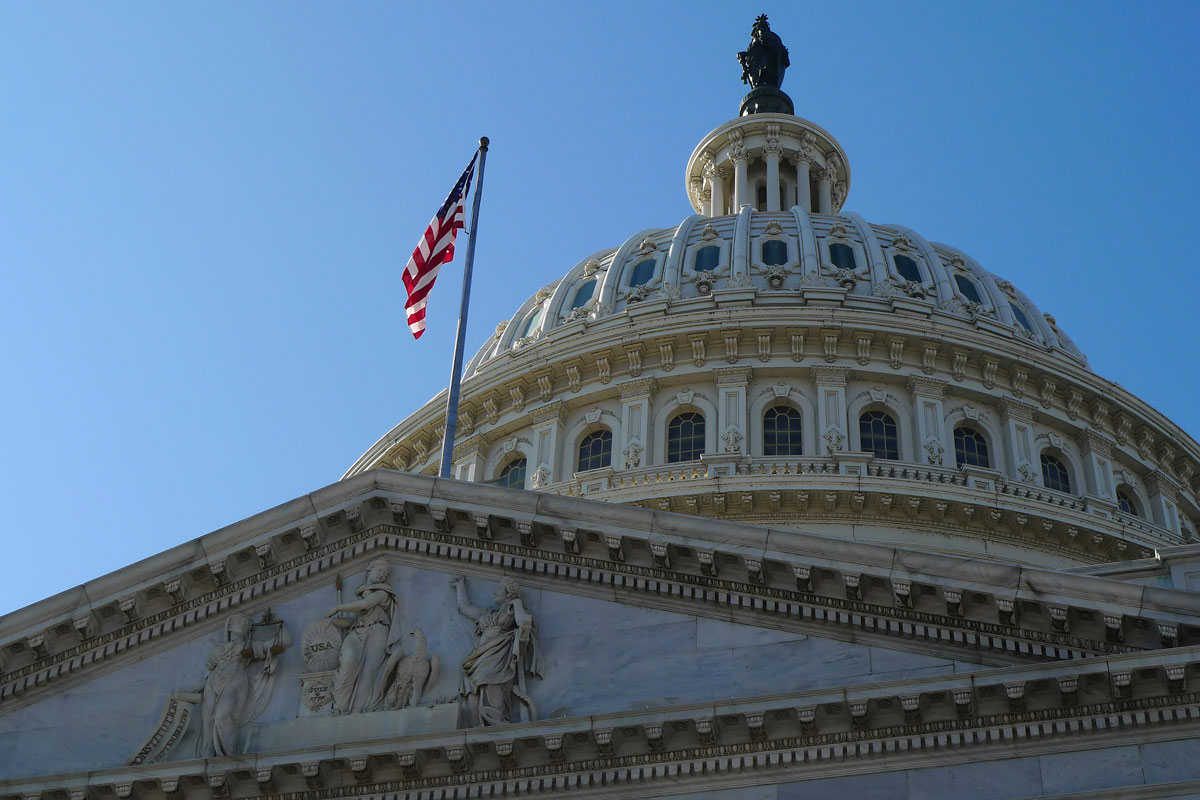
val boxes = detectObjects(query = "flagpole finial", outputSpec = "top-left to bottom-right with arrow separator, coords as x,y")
479,137 -> 490,151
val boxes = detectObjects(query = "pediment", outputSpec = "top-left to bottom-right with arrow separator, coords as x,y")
3,470 -> 1200,791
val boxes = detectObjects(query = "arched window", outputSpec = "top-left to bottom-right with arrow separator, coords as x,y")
695,245 -> 720,271
756,184 -> 768,209
628,259 -> 655,287
953,426 -> 990,469
1040,453 -> 1072,493
1011,302 -> 1035,332
577,430 -> 613,472
830,243 -> 856,271
667,412 -> 705,463
520,307 -> 544,338
894,254 -> 923,283
859,410 -> 899,460
569,280 -> 596,310
1116,489 -> 1139,517
955,275 -> 983,305
498,457 -> 527,489
762,240 -> 788,266
763,406 -> 803,456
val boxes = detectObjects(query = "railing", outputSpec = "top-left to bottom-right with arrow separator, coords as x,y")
543,454 -> 1185,548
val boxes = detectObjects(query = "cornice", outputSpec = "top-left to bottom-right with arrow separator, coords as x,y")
4,471 -> 1200,710
6,644 -> 1200,800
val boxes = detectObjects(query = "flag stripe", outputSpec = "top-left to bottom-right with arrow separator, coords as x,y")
403,154 -> 478,339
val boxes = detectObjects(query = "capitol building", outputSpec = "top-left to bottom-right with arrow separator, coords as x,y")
5,17 -> 1200,800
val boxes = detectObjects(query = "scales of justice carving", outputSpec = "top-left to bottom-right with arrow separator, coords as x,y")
737,14 -> 794,116
129,609 -> 290,764
130,562 -> 544,763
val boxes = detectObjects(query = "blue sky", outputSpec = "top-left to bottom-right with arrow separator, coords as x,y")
2,2 -> 1198,615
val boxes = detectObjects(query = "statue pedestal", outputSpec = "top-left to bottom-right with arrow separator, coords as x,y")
245,702 -> 460,752
740,86 -> 794,116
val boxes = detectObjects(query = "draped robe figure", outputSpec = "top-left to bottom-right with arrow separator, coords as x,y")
327,559 -> 405,714
451,576 -> 544,727
169,612 -> 288,758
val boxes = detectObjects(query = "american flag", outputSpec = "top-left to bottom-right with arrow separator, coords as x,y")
402,153 -> 479,339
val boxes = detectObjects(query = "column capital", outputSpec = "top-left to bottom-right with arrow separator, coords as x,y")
618,376 -> 658,401
811,365 -> 851,386
714,366 -> 753,386
529,401 -> 568,427
998,397 -> 1038,423
452,433 -> 492,462
906,376 -> 947,399
1146,469 -> 1180,501
1076,428 -> 1116,457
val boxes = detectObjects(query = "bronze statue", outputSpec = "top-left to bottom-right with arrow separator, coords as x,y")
738,14 -> 790,90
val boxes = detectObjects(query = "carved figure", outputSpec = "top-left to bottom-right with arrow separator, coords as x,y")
326,558 -> 404,714
382,628 -> 440,709
737,15 -> 790,89
722,426 -> 744,453
623,439 -> 644,469
169,610 -> 289,757
450,575 -> 544,727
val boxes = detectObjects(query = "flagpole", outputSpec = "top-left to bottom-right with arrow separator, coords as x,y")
438,137 -> 489,479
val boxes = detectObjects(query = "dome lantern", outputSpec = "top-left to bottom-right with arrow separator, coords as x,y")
686,16 -> 850,216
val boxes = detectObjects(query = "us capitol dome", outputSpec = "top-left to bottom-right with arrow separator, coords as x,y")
346,23 -> 1199,573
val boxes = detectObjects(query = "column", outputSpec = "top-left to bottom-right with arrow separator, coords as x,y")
907,377 -> 949,467
528,402 -> 567,488
791,153 -> 812,212
1076,429 -> 1117,501
999,398 -> 1039,483
812,366 -> 851,454
705,161 -> 725,217
764,143 -> 782,212
732,148 -> 751,210
714,367 -> 752,456
817,171 -> 832,214
618,378 -> 656,469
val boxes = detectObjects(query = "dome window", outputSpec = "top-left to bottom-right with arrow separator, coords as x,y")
520,306 -> 544,338
859,410 -> 899,460
830,242 -> 856,271
569,280 -> 596,310
953,426 -> 990,469
577,430 -> 613,472
894,254 -> 923,283
695,245 -> 720,271
955,275 -> 983,305
762,240 -> 788,266
1117,489 -> 1139,517
498,457 -> 527,489
628,259 -> 656,287
1010,302 -> 1035,333
1040,454 -> 1072,493
764,406 -> 803,456
667,412 -> 705,463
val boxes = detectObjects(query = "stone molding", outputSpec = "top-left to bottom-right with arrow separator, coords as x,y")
7,642 -> 1200,800
4,472 -> 1200,708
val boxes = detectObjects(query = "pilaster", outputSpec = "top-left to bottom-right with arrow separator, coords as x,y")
529,402 -> 568,487
714,367 -> 752,456
1076,429 -> 1117,502
451,434 -> 491,482
812,365 -> 850,454
618,377 -> 657,470
999,398 -> 1039,483
1146,470 -> 1183,534
907,376 -> 949,468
